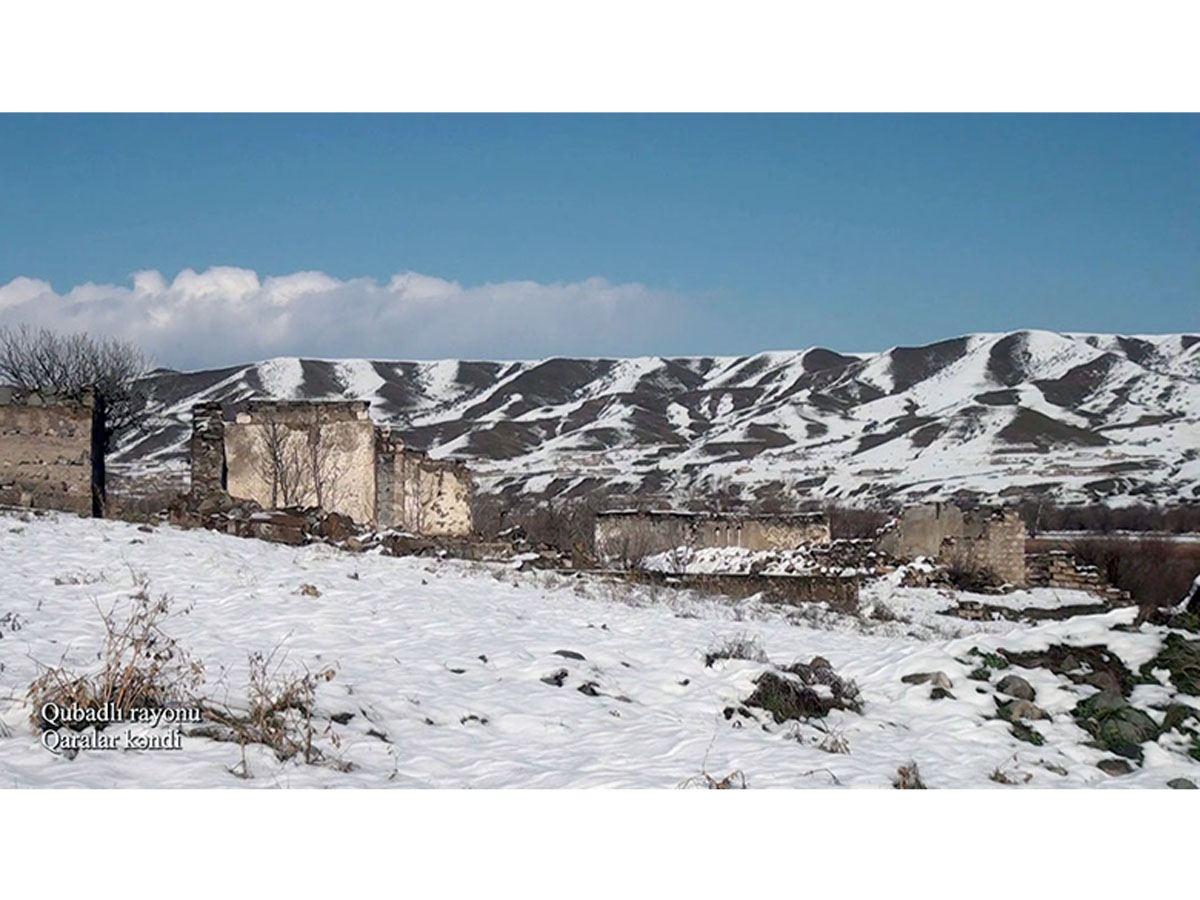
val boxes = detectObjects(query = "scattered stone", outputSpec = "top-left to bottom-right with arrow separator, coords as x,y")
577,681 -> 601,697
930,687 -> 955,701
1072,691 -> 1159,760
996,674 -> 1036,701
1160,703 -> 1200,735
316,511 -> 355,543
553,649 -> 586,661
1097,758 -> 1134,776
1139,633 -> 1200,696
1167,778 -> 1197,789
996,698 -> 1049,722
1001,644 -> 1135,696
459,714 -> 488,725
743,663 -> 862,723
1010,722 -> 1045,746
297,583 -> 321,597
330,712 -> 355,725
901,671 -> 953,690
540,669 -> 568,687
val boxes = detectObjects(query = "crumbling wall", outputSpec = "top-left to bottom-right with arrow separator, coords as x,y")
1025,550 -> 1124,599
594,511 -> 831,568
375,429 -> 473,537
0,388 -> 104,516
224,400 -> 377,525
878,503 -> 1028,586
189,402 -> 226,495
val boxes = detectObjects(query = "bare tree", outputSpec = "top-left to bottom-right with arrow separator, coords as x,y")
0,324 -> 151,451
255,418 -> 305,507
253,408 -> 346,512
302,409 -> 346,512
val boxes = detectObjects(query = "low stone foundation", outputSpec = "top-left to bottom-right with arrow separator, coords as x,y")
599,569 -> 860,613
1026,550 -> 1128,600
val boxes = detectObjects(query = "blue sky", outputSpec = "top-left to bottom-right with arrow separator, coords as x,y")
0,114 -> 1195,367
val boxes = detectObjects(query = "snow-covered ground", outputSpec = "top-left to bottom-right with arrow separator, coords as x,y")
1,510 -> 1197,788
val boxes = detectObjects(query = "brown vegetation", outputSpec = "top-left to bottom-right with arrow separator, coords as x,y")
0,324 -> 151,451
1018,500 -> 1200,535
1067,536 -> 1200,611
27,578 -> 203,732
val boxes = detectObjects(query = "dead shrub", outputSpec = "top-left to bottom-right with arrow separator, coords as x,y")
27,588 -> 203,732
944,558 -> 1004,593
989,755 -> 1033,785
704,633 -> 768,668
893,761 -> 927,789
473,488 -> 616,565
195,648 -> 349,771
868,599 -> 902,623
679,770 -> 748,789
810,720 -> 851,754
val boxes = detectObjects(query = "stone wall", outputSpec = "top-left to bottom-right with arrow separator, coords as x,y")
617,569 -> 859,613
0,388 -> 104,516
376,428 -> 474,537
878,503 -> 1028,586
189,401 -> 476,536
189,401 -> 226,495
223,400 -> 377,525
1026,550 -> 1125,599
594,510 -> 831,568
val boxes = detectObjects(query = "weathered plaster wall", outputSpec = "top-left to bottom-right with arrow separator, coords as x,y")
224,401 -> 377,525
0,388 -> 104,516
594,511 -> 831,567
877,503 -> 1028,585
376,430 -> 474,537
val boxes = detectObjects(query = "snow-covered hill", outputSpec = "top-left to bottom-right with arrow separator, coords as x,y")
114,330 -> 1200,505
3,511 -> 1198,788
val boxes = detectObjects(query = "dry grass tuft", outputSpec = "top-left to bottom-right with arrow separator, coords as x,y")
893,761 -> 927,789
27,586 -> 203,732
194,648 -> 350,772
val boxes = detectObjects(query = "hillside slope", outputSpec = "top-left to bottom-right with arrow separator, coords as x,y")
113,330 -> 1200,505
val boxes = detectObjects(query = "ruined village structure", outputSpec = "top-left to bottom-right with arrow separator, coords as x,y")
0,387 -> 105,517
878,503 -> 1028,586
0,383 -> 1141,606
595,509 -> 831,567
191,399 -> 474,536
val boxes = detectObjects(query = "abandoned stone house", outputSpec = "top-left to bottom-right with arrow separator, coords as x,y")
190,400 -> 474,536
594,509 -> 831,567
877,503 -> 1028,586
0,387 -> 105,516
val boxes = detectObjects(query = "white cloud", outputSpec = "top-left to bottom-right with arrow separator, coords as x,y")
0,267 -> 682,370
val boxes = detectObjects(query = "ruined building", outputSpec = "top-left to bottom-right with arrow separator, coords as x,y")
594,509 -> 831,568
877,503 -> 1027,586
0,387 -> 104,516
190,400 -> 474,537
